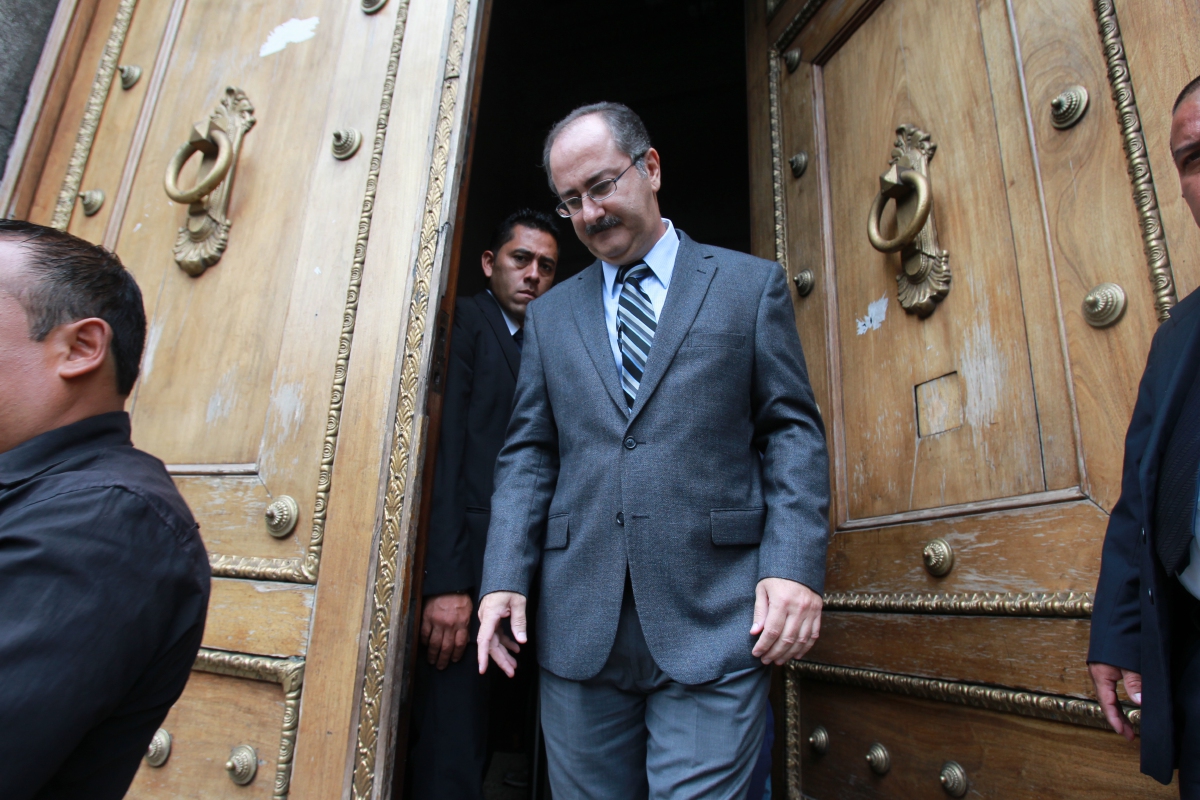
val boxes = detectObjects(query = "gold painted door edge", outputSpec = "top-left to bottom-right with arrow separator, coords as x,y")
823,590 -> 1093,616
193,648 -> 305,800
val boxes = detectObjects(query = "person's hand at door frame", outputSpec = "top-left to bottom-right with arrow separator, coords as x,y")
1089,662 -> 1141,741
420,592 -> 473,670
751,577 -> 823,665
477,590 -> 526,677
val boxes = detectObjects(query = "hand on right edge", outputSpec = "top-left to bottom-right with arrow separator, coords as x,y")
1089,662 -> 1142,741
477,591 -> 526,677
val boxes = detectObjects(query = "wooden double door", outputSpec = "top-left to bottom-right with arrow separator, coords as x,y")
2,0 -> 487,796
747,0 -> 1200,797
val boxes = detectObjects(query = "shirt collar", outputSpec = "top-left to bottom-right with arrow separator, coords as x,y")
0,412 -> 133,487
486,289 -> 522,334
603,219 -> 679,295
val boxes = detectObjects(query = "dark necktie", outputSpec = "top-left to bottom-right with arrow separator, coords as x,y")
512,327 -> 523,351
1155,368 -> 1200,575
615,261 -> 657,409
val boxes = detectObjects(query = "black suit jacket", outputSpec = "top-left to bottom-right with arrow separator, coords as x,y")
423,291 -> 521,600
0,412 -> 210,799
1090,288 -> 1200,783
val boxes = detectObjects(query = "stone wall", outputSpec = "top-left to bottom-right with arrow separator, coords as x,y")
0,0 -> 58,186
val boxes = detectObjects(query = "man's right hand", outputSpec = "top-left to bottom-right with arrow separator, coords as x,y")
1089,662 -> 1142,741
420,592 -> 473,670
477,591 -> 527,677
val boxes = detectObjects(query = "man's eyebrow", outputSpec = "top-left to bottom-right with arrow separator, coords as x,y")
562,166 -> 620,196
1174,137 -> 1200,162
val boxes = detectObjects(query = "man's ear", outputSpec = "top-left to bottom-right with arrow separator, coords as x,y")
55,317 -> 113,381
481,250 -> 496,279
644,148 -> 662,192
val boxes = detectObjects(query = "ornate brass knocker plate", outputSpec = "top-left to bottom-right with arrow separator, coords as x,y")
866,124 -> 950,317
163,87 -> 255,276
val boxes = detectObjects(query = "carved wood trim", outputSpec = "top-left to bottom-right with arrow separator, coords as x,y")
824,591 -> 1094,617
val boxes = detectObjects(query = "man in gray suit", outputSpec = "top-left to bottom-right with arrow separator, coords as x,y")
476,102 -> 830,798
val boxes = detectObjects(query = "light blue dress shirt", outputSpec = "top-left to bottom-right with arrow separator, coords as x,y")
601,219 -> 679,372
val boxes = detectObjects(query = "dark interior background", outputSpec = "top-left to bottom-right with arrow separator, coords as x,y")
456,0 -> 751,297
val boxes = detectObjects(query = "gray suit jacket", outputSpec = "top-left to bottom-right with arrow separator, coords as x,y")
480,233 -> 830,684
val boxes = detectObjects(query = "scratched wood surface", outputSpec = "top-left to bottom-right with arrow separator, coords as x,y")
174,475 -> 307,561
202,579 -> 314,658
125,672 -> 283,799
825,499 -> 1107,594
1007,0 -> 1159,513
809,613 -> 1094,699
823,0 -> 1047,520
798,681 -> 1175,799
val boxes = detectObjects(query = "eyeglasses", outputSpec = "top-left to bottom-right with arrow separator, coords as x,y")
555,160 -> 641,218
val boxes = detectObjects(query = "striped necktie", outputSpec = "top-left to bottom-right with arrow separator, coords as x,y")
616,261 -> 657,409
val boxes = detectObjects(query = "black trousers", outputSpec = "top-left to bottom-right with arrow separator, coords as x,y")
408,642 -> 491,800
1174,586 -> 1200,798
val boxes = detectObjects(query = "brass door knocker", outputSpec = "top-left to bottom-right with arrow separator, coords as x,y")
163,87 -> 255,276
866,124 -> 950,317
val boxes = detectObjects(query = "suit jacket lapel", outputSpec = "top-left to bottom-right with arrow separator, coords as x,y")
628,234 -> 715,422
571,262 -> 627,413
477,291 -> 521,380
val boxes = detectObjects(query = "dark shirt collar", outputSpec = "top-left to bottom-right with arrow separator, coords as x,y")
0,412 -> 132,486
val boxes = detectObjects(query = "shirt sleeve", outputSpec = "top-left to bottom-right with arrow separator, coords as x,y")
0,486 -> 194,798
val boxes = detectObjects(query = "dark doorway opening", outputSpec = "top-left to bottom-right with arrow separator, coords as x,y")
410,2 -> 752,798
458,0 -> 751,296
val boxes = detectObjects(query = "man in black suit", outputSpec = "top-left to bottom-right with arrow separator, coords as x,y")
408,209 -> 559,799
1090,76 -> 1200,796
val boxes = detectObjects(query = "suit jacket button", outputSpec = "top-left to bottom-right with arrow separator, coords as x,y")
616,512 -> 625,526
624,437 -> 637,450
1141,528 -> 1147,543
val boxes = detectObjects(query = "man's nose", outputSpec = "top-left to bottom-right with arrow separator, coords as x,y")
581,194 -> 605,224
522,261 -> 540,282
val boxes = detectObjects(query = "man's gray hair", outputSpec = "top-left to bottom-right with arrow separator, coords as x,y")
542,102 -> 652,193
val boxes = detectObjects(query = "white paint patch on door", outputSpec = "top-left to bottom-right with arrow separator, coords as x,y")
260,17 -> 319,57
856,293 -> 888,334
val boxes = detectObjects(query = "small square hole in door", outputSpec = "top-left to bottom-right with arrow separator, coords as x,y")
915,372 -> 964,437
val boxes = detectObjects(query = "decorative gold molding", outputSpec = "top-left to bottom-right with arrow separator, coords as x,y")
789,661 -> 1139,732
1093,0 -> 1176,322
193,649 -> 304,800
350,0 -> 470,794
784,665 -> 803,800
300,1 -> 414,585
774,0 -> 829,53
823,590 -> 1094,617
208,553 -> 306,581
51,0 -> 139,230
768,51 -> 788,272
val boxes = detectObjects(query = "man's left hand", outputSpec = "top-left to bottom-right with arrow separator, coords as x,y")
751,578 -> 822,665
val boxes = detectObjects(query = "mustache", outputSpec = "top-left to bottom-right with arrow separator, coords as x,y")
585,215 -> 622,236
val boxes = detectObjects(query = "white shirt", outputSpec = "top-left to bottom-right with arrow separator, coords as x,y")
486,289 -> 521,335
1181,491 -> 1200,599
601,219 -> 679,372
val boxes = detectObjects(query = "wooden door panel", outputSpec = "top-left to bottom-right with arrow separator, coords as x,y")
824,500 -> 1106,595
798,681 -> 1173,799
824,0 -> 1045,520
174,475 -> 308,562
63,0 -> 176,244
1007,0 -> 1158,512
126,673 -> 287,799
202,579 -> 314,658
811,614 -> 1094,699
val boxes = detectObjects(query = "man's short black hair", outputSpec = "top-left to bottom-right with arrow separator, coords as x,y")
0,219 -> 145,395
488,208 -> 560,255
1175,75 -> 1200,114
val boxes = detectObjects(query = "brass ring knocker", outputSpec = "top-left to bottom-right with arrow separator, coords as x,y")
163,126 -> 233,205
866,167 -> 931,253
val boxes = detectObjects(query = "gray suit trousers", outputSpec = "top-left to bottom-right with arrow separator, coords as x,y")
539,580 -> 768,800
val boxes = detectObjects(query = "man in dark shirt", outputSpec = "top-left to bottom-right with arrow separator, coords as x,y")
0,219 -> 210,800
407,209 -> 558,799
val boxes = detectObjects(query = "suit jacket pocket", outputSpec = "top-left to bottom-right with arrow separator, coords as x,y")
545,513 -> 569,550
710,508 -> 766,546
687,331 -> 746,348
